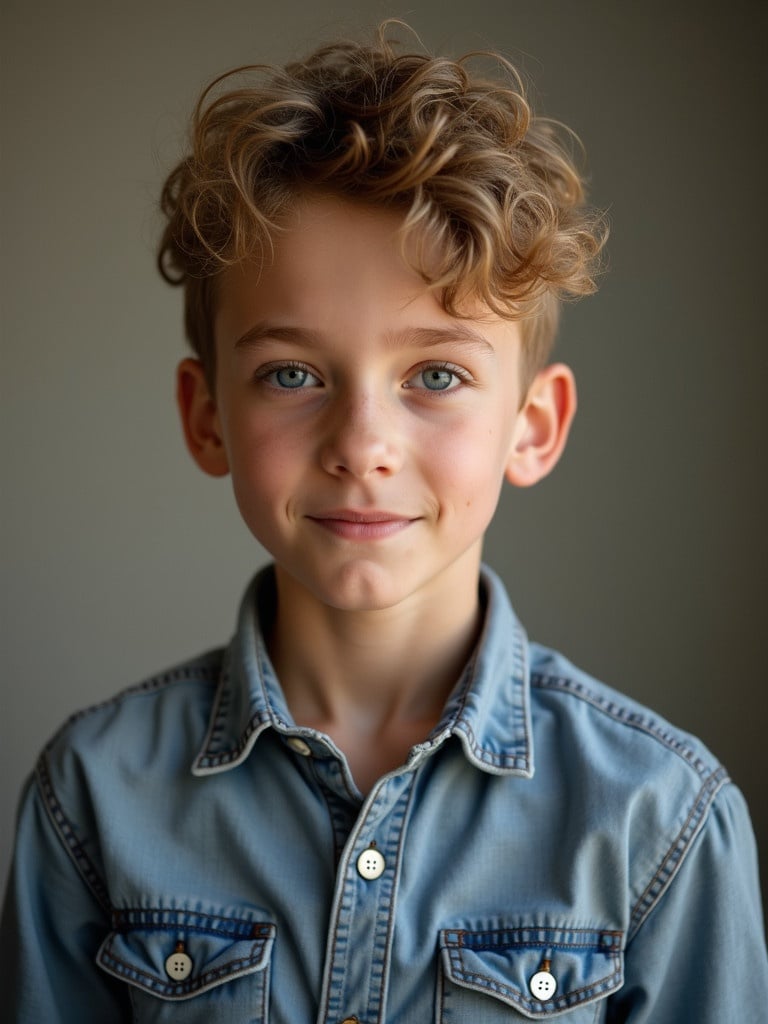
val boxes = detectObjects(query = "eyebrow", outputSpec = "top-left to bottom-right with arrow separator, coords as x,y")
388,325 -> 496,356
234,323 -> 321,349
233,321 -> 496,355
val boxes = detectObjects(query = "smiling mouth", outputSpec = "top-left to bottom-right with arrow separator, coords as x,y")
306,510 -> 416,540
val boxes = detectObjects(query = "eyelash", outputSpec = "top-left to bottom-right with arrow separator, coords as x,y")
253,360 -> 320,390
405,361 -> 473,394
252,360 -> 474,393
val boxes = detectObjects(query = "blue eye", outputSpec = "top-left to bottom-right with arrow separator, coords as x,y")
420,368 -> 456,391
276,367 -> 310,388
405,364 -> 466,392
404,364 -> 467,393
261,364 -> 320,389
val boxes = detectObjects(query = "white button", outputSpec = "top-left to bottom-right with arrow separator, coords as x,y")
165,949 -> 193,981
356,846 -> 385,880
530,969 -> 557,1000
287,736 -> 312,756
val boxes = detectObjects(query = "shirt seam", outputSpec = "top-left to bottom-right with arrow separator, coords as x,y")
450,621 -> 531,771
374,775 -> 419,1024
194,615 -> 296,770
627,766 -> 730,940
445,927 -> 624,949
531,671 -> 733,946
44,654 -> 222,754
35,751 -> 113,915
193,709 -> 273,770
110,909 -> 272,938
35,657 -> 221,916
530,672 -> 717,780
447,949 -> 623,1013
452,720 -> 531,770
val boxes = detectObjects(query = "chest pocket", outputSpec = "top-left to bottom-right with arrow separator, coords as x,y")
438,925 -> 623,1022
96,908 -> 275,1023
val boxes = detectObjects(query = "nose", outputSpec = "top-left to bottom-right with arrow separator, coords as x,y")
319,389 -> 404,479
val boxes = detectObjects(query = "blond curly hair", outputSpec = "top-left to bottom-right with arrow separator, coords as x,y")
158,22 -> 606,386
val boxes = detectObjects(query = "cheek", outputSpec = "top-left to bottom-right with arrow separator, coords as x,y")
422,414 -> 512,494
223,412 -> 306,507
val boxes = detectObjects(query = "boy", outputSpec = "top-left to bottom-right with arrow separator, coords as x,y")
2,22 -> 766,1022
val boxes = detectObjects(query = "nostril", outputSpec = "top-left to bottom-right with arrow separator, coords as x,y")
319,427 -> 402,479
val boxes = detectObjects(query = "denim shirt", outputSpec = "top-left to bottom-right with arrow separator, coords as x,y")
2,566 -> 766,1022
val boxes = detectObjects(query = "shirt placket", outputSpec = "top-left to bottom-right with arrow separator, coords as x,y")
317,770 -> 417,1024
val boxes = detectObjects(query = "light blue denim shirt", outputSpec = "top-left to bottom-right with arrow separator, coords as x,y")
2,565 -> 766,1022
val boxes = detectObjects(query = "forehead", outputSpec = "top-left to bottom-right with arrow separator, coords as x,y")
213,194 -> 521,355
216,196 -> 419,319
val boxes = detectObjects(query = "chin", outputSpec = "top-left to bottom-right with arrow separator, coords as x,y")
321,578 -> 405,613
304,560 -> 418,614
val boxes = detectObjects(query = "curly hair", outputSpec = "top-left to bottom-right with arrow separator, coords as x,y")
158,22 -> 606,386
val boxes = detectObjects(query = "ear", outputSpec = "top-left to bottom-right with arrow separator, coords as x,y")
505,363 -> 577,488
176,358 -> 230,477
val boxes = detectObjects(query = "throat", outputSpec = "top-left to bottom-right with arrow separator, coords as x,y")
280,639 -> 469,795
326,715 -> 438,795
268,566 -> 484,793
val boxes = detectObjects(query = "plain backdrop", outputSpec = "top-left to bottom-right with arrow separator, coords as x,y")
2,0 -> 766,918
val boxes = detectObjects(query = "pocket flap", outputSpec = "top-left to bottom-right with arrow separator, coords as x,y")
440,926 -> 623,1018
97,908 -> 275,1000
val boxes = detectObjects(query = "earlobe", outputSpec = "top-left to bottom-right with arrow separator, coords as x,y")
505,363 -> 577,488
176,358 -> 230,478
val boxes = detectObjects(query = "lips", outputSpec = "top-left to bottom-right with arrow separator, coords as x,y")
306,509 -> 416,540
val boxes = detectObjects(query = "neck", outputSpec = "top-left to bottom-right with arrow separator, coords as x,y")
268,561 -> 483,741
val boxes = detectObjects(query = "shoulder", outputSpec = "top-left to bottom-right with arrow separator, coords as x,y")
526,643 -> 735,934
528,641 -> 725,784
22,647 -> 227,911
39,648 -> 225,796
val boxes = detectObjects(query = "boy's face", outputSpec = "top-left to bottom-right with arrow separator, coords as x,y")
179,194 -> 572,614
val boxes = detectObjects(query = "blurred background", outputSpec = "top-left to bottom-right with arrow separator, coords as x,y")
2,0 -> 766,916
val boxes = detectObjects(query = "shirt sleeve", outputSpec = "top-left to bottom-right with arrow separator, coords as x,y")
607,781 -> 768,1023
0,773 -> 131,1023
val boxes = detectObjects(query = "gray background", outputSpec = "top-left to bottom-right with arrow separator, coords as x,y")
2,0 -> 766,917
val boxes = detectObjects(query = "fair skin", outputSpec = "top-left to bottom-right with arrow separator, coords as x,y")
178,195 -> 576,793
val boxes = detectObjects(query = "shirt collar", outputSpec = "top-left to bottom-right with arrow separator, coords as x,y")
192,564 -> 533,779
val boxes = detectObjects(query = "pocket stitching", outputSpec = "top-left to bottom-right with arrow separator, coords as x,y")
447,948 -> 623,1014
98,921 -> 275,1000
440,927 -> 624,1017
